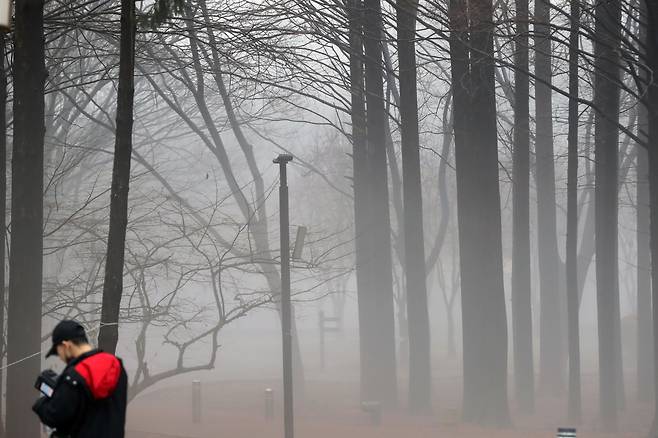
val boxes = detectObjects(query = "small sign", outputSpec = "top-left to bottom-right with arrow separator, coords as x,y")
292,226 -> 307,260
557,428 -> 576,438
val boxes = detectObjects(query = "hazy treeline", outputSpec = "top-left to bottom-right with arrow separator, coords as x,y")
0,0 -> 657,436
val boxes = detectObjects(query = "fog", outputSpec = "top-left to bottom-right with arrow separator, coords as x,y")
1,0 -> 656,437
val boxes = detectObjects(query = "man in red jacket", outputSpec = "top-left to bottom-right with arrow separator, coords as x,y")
33,320 -> 128,438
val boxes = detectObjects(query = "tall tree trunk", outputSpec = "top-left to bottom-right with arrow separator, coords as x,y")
534,0 -> 564,393
639,116 -> 653,401
446,304 -> 456,356
637,0 -> 653,403
349,0 -> 372,405
0,34 -> 7,438
593,0 -> 622,428
439,240 -> 459,358
646,2 -> 658,435
397,0 -> 431,413
98,0 -> 136,354
6,0 -> 45,435
360,0 -> 398,406
511,0 -> 534,412
448,0 -> 510,425
348,0 -> 366,384
349,0 -> 396,406
566,0 -> 581,423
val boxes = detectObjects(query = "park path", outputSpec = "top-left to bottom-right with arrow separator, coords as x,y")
125,379 -> 651,438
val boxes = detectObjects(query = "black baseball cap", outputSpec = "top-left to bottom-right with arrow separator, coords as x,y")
46,320 -> 87,358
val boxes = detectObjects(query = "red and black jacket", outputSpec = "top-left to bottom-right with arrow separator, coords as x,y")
33,349 -> 128,438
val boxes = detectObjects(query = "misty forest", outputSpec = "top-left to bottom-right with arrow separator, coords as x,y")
1,0 -> 658,436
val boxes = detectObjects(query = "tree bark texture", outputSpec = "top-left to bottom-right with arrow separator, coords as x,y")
98,0 -> 136,354
361,0 -> 398,406
566,0 -> 581,422
637,0 -> 653,403
397,0 -> 431,413
0,34 -> 8,438
7,0 -> 45,436
448,0 -> 510,425
350,0 -> 398,406
511,0 -> 534,412
534,0 -> 564,393
645,1 -> 658,435
593,0 -> 623,428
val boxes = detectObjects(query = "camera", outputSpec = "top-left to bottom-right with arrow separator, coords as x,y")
35,369 -> 59,398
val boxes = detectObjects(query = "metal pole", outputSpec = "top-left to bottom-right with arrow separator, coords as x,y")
274,153 -> 294,438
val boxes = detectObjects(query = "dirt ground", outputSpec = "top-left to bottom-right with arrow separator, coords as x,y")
126,376 -> 654,438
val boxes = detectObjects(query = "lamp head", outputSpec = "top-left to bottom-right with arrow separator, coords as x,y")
273,154 -> 294,164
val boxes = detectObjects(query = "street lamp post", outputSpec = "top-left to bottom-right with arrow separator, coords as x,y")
274,153 -> 294,438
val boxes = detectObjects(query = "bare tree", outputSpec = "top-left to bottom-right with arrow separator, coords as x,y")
534,0 -> 564,394
98,0 -> 137,355
636,0 -> 653,403
0,34 -> 7,438
448,0 -> 510,424
396,0 -> 431,413
566,0 -> 581,423
646,1 -> 658,435
593,0 -> 623,427
6,0 -> 46,436
511,0 -> 534,412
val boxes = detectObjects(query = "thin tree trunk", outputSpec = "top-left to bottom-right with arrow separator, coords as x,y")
439,241 -> 459,357
98,0 -> 136,354
397,0 -> 431,413
637,0 -> 653,403
6,0 -> 45,435
593,0 -> 622,428
349,0 -> 390,406
574,109 -> 636,308
197,0 -> 307,392
0,34 -> 7,438
447,306 -> 456,356
566,0 -> 581,423
645,2 -> 658,436
349,0 -> 371,404
535,0 -> 564,393
645,0 -> 658,438
438,241 -> 458,357
447,0 -> 471,415
360,0 -> 398,405
511,0 -> 534,412
639,137 -> 653,395
639,110 -> 653,401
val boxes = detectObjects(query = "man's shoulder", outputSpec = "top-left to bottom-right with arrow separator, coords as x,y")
72,351 -> 124,399
58,370 -> 86,390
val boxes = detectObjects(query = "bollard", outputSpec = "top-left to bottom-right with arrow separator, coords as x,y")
192,380 -> 201,423
557,428 -> 576,438
265,388 -> 275,420
319,311 -> 326,369
361,401 -> 382,426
